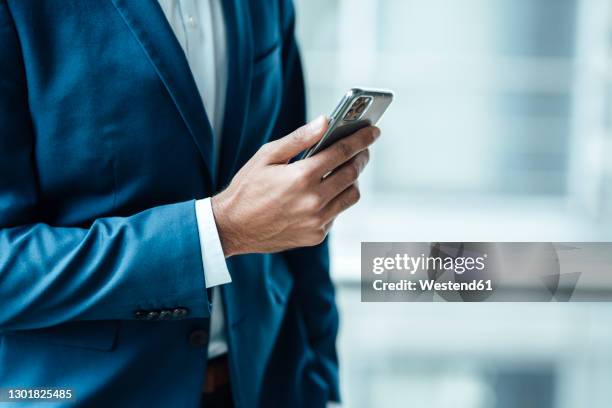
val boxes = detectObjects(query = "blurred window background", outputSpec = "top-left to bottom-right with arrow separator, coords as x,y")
293,0 -> 612,407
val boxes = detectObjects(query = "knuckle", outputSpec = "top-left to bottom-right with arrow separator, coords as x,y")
311,228 -> 327,244
358,128 -> 375,146
311,213 -> 326,228
348,162 -> 360,180
337,140 -> 353,160
304,193 -> 324,213
362,148 -> 371,163
364,129 -> 376,144
349,185 -> 361,203
369,127 -> 381,142
258,142 -> 273,156
313,194 -> 326,210
292,128 -> 309,144
295,166 -> 314,186
356,151 -> 370,171
303,164 -> 318,179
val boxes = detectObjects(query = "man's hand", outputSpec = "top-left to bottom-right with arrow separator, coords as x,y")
211,115 -> 380,257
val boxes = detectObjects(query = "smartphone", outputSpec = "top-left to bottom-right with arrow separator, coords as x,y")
301,87 -> 394,159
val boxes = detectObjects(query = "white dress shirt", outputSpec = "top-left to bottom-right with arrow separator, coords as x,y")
158,0 -> 230,359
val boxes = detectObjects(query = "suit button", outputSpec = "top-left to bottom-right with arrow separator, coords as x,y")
134,310 -> 147,320
145,311 -> 160,321
172,307 -> 189,319
189,330 -> 209,347
159,310 -> 172,320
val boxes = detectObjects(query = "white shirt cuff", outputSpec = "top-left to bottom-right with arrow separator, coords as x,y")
195,198 -> 232,288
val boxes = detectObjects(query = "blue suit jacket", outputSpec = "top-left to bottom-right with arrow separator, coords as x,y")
0,0 -> 339,406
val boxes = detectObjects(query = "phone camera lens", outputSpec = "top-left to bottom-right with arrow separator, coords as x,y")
343,96 -> 372,121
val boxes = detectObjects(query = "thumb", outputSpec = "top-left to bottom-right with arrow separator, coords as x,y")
264,115 -> 327,163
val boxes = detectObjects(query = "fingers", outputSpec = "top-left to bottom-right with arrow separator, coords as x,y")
259,115 -> 328,164
318,182 -> 361,224
302,126 -> 379,177
318,149 -> 369,204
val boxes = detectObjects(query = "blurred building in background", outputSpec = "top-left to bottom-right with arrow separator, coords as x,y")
293,0 -> 612,407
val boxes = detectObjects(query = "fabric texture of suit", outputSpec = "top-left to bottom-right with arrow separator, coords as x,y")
0,0 -> 339,406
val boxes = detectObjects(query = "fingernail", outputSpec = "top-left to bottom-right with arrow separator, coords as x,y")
308,115 -> 327,133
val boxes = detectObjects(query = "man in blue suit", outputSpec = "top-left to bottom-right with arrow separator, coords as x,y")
0,0 -> 379,406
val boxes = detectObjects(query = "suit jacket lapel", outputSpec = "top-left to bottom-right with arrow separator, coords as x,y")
217,0 -> 253,190
110,0 -> 216,186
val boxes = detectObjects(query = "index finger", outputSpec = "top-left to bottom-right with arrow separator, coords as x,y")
299,126 -> 380,177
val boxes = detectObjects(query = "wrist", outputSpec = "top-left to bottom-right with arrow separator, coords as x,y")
211,193 -> 242,257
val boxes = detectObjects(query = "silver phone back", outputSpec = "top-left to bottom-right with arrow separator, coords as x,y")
302,88 -> 393,159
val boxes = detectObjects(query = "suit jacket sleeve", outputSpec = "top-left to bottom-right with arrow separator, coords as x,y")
0,1 -> 211,332
272,0 -> 341,402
